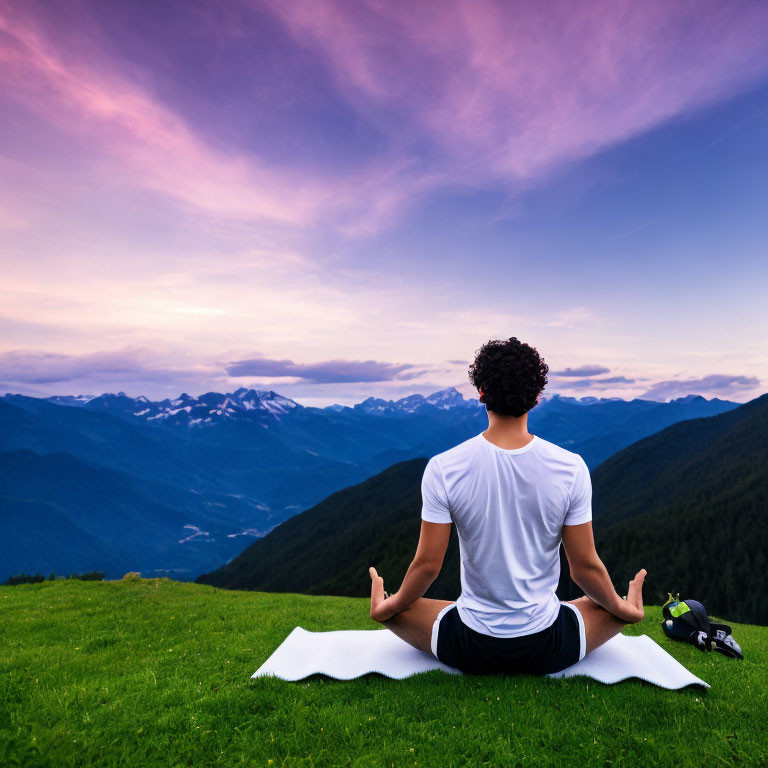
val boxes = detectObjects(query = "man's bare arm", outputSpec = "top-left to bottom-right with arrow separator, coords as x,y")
386,520 -> 451,615
561,521 -> 643,622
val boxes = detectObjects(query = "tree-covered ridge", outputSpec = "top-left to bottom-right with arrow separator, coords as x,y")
577,392 -> 768,624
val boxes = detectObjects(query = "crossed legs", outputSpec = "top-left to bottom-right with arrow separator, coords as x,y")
376,594 -> 626,660
369,569 -> 646,660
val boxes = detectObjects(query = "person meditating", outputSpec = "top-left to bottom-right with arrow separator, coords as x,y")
368,336 -> 646,675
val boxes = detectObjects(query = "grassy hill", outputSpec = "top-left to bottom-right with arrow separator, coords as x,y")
2,579 -> 767,768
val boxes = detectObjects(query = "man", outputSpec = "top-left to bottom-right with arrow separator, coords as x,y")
368,336 -> 646,675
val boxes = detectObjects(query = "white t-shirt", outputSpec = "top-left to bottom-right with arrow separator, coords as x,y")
421,432 -> 592,638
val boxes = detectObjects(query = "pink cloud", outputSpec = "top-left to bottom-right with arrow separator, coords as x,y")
0,3 -> 425,233
264,0 -> 768,183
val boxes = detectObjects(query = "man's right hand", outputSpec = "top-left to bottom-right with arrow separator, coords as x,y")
613,568 -> 647,623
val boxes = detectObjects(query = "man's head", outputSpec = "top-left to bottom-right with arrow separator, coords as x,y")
468,337 -> 549,417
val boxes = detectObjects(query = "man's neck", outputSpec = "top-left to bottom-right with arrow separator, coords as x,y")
482,411 -> 533,450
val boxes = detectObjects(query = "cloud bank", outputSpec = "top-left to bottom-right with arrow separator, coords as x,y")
640,374 -> 761,401
226,355 -> 417,383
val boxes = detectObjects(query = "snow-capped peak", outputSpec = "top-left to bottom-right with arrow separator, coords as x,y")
353,387 -> 481,415
43,387 -> 306,427
425,387 -> 474,409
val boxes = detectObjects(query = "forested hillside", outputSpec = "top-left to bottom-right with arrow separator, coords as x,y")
560,392 -> 768,623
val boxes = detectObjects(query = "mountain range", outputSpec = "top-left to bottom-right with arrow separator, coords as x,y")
0,386 -> 740,582
21,386 -> 737,471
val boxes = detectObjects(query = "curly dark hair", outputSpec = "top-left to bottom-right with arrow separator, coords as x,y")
468,337 -> 549,416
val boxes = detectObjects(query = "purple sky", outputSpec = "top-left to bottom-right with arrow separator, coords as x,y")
1,0 -> 766,406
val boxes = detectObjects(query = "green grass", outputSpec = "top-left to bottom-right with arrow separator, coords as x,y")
1,580 -> 766,768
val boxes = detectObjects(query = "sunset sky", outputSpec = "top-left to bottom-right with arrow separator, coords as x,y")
1,0 -> 767,406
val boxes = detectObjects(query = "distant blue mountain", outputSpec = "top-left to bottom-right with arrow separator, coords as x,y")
0,386 -> 741,581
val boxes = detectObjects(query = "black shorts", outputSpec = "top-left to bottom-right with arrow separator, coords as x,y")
431,601 -> 586,676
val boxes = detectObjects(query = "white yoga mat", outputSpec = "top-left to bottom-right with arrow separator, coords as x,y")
253,627 -> 710,690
